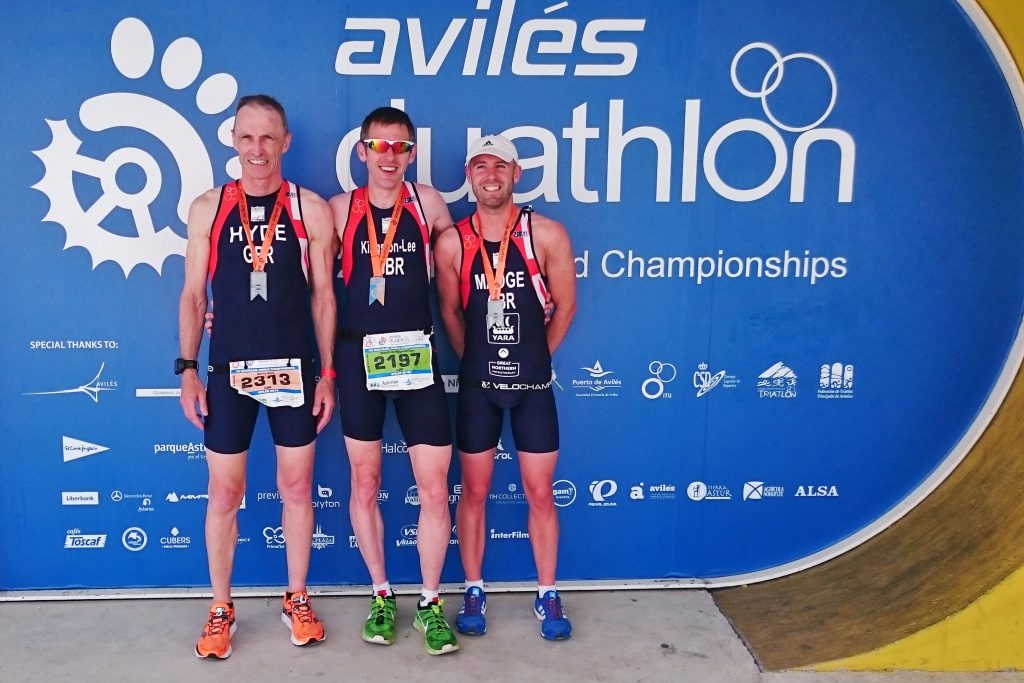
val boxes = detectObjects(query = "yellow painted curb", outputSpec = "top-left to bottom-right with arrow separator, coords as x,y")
814,1 -> 1024,669
813,563 -> 1024,671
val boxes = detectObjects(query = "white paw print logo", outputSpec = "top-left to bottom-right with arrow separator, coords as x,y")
33,17 -> 240,276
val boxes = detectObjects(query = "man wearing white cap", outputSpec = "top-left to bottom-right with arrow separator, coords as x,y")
435,134 -> 577,640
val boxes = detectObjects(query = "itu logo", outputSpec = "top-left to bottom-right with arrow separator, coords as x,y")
33,17 -> 239,276
26,363 -> 117,403
642,361 -> 676,399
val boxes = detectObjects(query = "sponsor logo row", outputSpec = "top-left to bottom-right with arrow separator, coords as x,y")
581,480 -> 838,505
63,478 -> 837,513
573,360 -> 854,400
28,360 -> 855,404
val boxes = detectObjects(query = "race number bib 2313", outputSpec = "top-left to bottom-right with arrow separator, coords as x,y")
229,358 -> 304,407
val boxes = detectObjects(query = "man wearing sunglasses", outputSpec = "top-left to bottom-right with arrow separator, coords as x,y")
329,106 -> 459,655
178,94 -> 337,658
434,135 -> 577,641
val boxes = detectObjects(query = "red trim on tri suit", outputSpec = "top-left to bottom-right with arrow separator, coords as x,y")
341,181 -> 431,285
208,181 -> 308,283
455,207 -> 549,311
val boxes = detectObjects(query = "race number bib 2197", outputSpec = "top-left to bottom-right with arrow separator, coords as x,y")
362,331 -> 433,391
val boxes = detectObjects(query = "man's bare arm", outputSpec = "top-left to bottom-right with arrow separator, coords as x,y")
178,189 -> 218,430
533,214 -> 577,355
434,226 -> 467,359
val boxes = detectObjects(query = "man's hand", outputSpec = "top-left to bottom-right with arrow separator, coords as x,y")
312,375 -> 336,433
179,371 -> 208,430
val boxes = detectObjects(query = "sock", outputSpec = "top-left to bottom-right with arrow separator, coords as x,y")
466,579 -> 484,591
538,585 -> 556,598
419,588 -> 439,607
373,581 -> 392,596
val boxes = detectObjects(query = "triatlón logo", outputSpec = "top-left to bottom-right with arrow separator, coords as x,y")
33,17 -> 239,276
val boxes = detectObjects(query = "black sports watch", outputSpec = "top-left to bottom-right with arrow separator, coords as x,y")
174,358 -> 199,375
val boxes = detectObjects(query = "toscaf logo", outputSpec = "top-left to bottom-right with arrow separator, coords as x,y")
34,17 -> 239,276
65,529 -> 106,548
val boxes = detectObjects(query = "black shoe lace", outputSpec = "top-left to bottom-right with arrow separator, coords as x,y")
206,608 -> 230,635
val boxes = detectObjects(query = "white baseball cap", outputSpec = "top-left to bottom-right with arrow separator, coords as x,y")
465,135 -> 519,165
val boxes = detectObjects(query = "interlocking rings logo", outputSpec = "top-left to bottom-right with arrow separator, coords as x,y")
731,42 -> 838,133
33,17 -> 239,276
642,361 -> 676,399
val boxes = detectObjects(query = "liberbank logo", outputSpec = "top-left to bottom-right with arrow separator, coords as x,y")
62,491 -> 99,506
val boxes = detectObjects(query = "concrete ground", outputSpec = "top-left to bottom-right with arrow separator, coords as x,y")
1,590 -> 1021,683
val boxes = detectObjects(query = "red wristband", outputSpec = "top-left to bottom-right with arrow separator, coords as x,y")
320,367 -> 337,380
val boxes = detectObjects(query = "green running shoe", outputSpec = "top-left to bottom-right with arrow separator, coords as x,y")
362,593 -> 397,645
413,598 -> 460,655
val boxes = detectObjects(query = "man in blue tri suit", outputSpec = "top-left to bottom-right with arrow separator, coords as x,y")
178,95 -> 337,659
328,106 -> 459,655
435,135 -> 577,640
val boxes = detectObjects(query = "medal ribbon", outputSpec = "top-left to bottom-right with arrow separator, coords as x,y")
473,204 -> 520,301
237,180 -> 288,272
366,191 -> 406,278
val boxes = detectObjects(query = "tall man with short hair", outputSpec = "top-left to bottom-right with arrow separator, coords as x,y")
435,135 -> 577,640
329,106 -> 459,655
178,94 -> 337,659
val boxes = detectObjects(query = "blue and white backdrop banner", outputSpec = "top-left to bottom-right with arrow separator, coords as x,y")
2,0 -> 1023,590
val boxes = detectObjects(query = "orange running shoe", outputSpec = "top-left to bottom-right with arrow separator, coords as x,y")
195,601 -> 236,659
281,591 -> 325,646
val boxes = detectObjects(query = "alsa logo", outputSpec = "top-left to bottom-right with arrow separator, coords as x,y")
336,2 -> 645,77
794,485 -> 839,497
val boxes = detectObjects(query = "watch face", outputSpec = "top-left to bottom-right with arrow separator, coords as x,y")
175,359 -> 196,374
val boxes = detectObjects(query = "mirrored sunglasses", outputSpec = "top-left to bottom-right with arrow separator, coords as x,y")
362,138 -> 415,154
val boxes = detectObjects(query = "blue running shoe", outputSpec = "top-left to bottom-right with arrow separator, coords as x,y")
534,590 -> 572,640
455,587 -> 487,636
